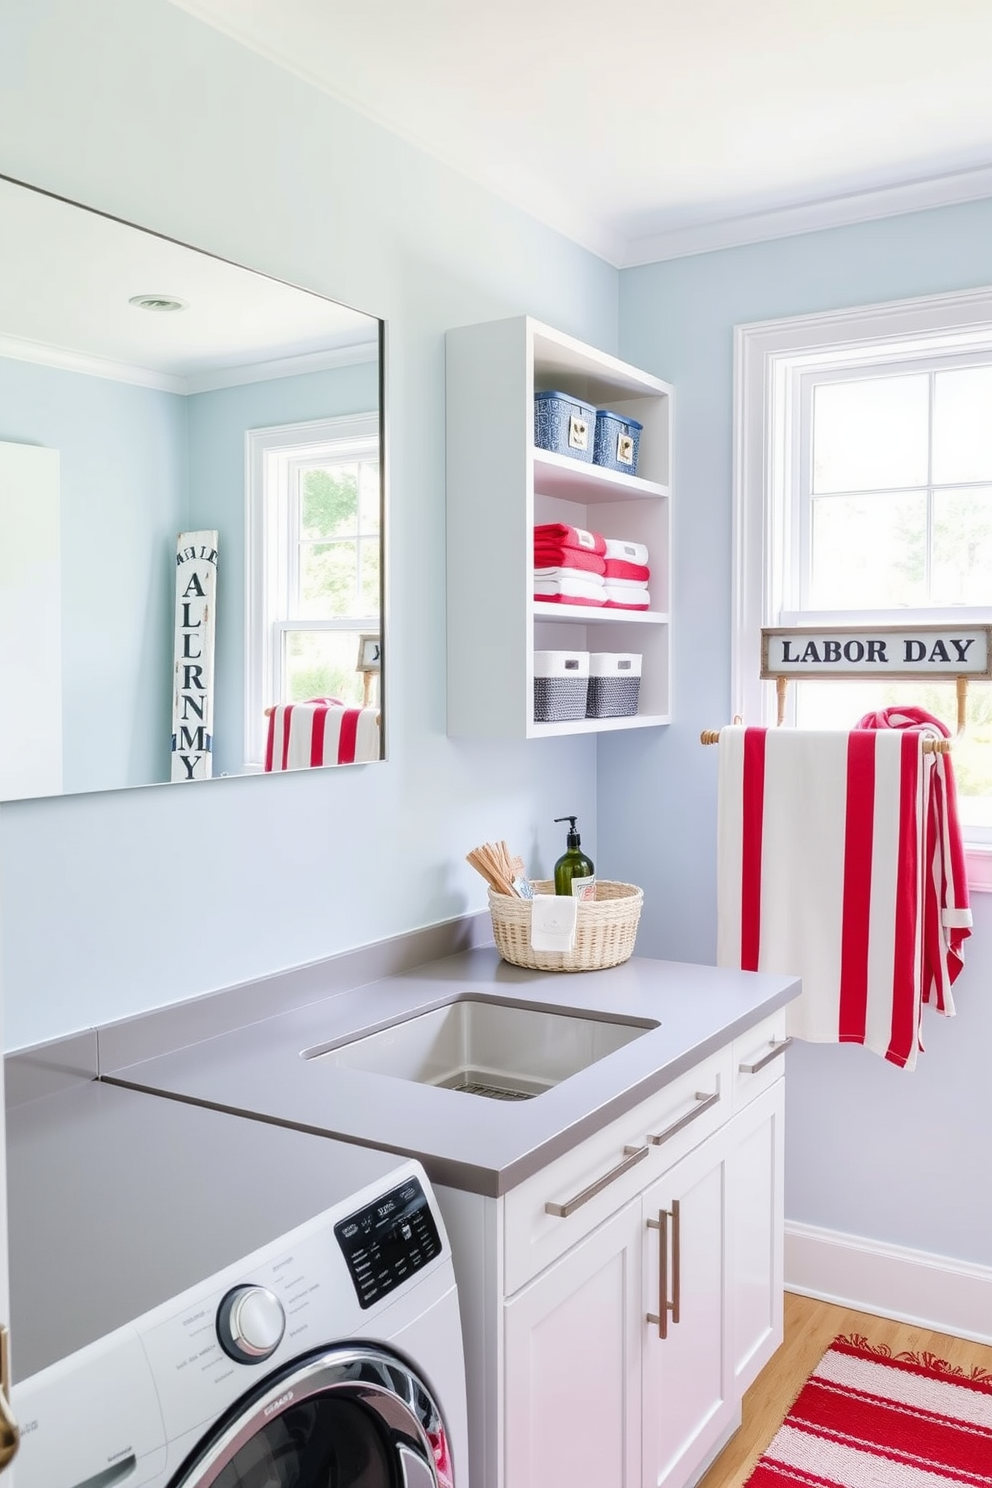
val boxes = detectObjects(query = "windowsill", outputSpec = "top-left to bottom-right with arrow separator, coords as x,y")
965,846 -> 992,894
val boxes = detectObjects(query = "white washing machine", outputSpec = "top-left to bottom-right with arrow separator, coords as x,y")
7,1080 -> 469,1488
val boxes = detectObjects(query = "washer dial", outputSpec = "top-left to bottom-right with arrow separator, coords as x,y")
216,1285 -> 286,1364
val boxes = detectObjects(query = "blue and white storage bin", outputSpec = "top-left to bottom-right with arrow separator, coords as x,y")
534,390 -> 596,463
593,410 -> 643,475
533,650 -> 590,722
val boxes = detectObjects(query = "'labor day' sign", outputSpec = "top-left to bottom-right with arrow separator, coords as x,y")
762,625 -> 992,679
171,531 -> 218,781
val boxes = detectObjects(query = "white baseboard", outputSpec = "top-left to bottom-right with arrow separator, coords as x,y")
785,1220 -> 992,1346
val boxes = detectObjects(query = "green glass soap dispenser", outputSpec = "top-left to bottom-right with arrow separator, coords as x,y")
553,816 -> 597,900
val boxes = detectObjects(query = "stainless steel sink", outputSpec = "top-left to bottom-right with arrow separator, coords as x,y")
304,997 -> 657,1100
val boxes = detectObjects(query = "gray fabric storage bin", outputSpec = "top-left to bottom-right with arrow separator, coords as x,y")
585,653 -> 642,717
533,650 -> 590,722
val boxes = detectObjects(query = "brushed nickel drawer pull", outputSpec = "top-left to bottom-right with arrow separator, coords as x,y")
647,1089 -> 720,1146
739,1037 -> 793,1074
545,1144 -> 649,1218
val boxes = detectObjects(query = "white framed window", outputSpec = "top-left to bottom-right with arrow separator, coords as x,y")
245,414 -> 381,769
734,287 -> 992,883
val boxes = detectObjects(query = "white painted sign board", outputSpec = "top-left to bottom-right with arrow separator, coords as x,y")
0,441 -> 63,800
171,531 -> 218,782
762,625 -> 992,680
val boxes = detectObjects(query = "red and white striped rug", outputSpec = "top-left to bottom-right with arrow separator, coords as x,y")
745,1334 -> 992,1488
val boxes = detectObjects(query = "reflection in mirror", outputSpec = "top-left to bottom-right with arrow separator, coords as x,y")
0,175 -> 384,802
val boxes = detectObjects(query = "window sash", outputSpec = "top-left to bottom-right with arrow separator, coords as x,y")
733,288 -> 992,870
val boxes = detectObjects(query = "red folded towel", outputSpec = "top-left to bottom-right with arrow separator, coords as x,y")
533,544 -> 607,575
604,558 -> 650,582
533,522 -> 606,555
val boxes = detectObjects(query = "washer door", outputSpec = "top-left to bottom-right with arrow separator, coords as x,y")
168,1344 -> 454,1488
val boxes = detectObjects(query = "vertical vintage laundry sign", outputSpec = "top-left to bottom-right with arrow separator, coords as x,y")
171,531 -> 218,782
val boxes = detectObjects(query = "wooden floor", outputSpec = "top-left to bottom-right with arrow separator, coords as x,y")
697,1292 -> 992,1488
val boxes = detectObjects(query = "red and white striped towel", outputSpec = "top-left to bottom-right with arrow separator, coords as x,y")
716,726 -> 960,1069
265,699 -> 380,771
856,707 -> 971,1012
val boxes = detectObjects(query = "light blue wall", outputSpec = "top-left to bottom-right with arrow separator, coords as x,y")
0,0 -> 615,1048
185,359 -> 379,776
609,201 -> 992,1264
0,357 -> 187,792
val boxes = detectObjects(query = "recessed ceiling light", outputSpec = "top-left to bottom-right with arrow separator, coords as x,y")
129,294 -> 189,313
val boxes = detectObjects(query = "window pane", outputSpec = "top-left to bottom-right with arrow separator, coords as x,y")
285,630 -> 368,707
360,540 -> 380,614
359,461 -> 381,532
932,366 -> 992,485
931,487 -> 992,605
810,492 -> 926,608
794,678 -> 992,827
301,465 -> 359,539
812,375 -> 929,493
300,540 -> 359,617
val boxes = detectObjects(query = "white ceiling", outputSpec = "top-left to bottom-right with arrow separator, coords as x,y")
166,0 -> 992,266
0,176 -> 377,391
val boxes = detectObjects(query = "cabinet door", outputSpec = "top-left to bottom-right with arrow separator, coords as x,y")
641,1137 -> 733,1488
727,1079 -> 785,1395
503,1199 -> 643,1488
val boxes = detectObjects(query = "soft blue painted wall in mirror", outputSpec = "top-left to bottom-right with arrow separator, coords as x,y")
0,356 -> 186,792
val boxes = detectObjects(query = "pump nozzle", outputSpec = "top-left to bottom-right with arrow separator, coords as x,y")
554,815 -> 581,847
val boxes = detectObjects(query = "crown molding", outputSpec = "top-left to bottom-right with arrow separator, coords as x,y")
0,333 -> 187,393
0,333 -> 377,396
621,163 -> 992,267
183,340 -> 377,393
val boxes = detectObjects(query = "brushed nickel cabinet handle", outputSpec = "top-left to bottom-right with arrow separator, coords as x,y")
0,1326 -> 19,1474
646,1199 -> 682,1339
545,1144 -> 649,1218
670,1197 -> 681,1325
739,1037 -> 793,1074
647,1089 -> 720,1146
646,1206 -> 671,1338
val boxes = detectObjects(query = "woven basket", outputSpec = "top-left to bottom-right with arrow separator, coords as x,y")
488,880 -> 643,972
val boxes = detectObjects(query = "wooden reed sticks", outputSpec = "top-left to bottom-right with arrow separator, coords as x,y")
466,839 -> 526,896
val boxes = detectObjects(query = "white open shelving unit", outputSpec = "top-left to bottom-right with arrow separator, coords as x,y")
446,315 -> 672,739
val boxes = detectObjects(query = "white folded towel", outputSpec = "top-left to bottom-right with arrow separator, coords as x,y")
530,893 -> 578,952
533,566 -> 606,585
604,583 -> 650,608
535,576 -> 608,605
604,537 -> 649,565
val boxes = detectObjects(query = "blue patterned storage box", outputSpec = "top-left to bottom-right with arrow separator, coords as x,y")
593,409 -> 643,475
534,390 -> 596,463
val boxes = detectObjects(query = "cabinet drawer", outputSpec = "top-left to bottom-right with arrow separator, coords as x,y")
732,1009 -> 790,1111
503,1046 -> 732,1295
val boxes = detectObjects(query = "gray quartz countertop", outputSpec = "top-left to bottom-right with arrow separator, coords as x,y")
106,947 -> 800,1197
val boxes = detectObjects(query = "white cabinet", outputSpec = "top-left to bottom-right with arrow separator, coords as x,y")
641,1136 -> 733,1488
504,1200 -> 643,1488
437,1013 -> 788,1488
445,316 -> 672,739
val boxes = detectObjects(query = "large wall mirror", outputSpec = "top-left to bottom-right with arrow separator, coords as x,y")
0,175 -> 384,801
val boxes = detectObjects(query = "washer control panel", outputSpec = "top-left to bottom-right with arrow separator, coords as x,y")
334,1176 -> 442,1308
